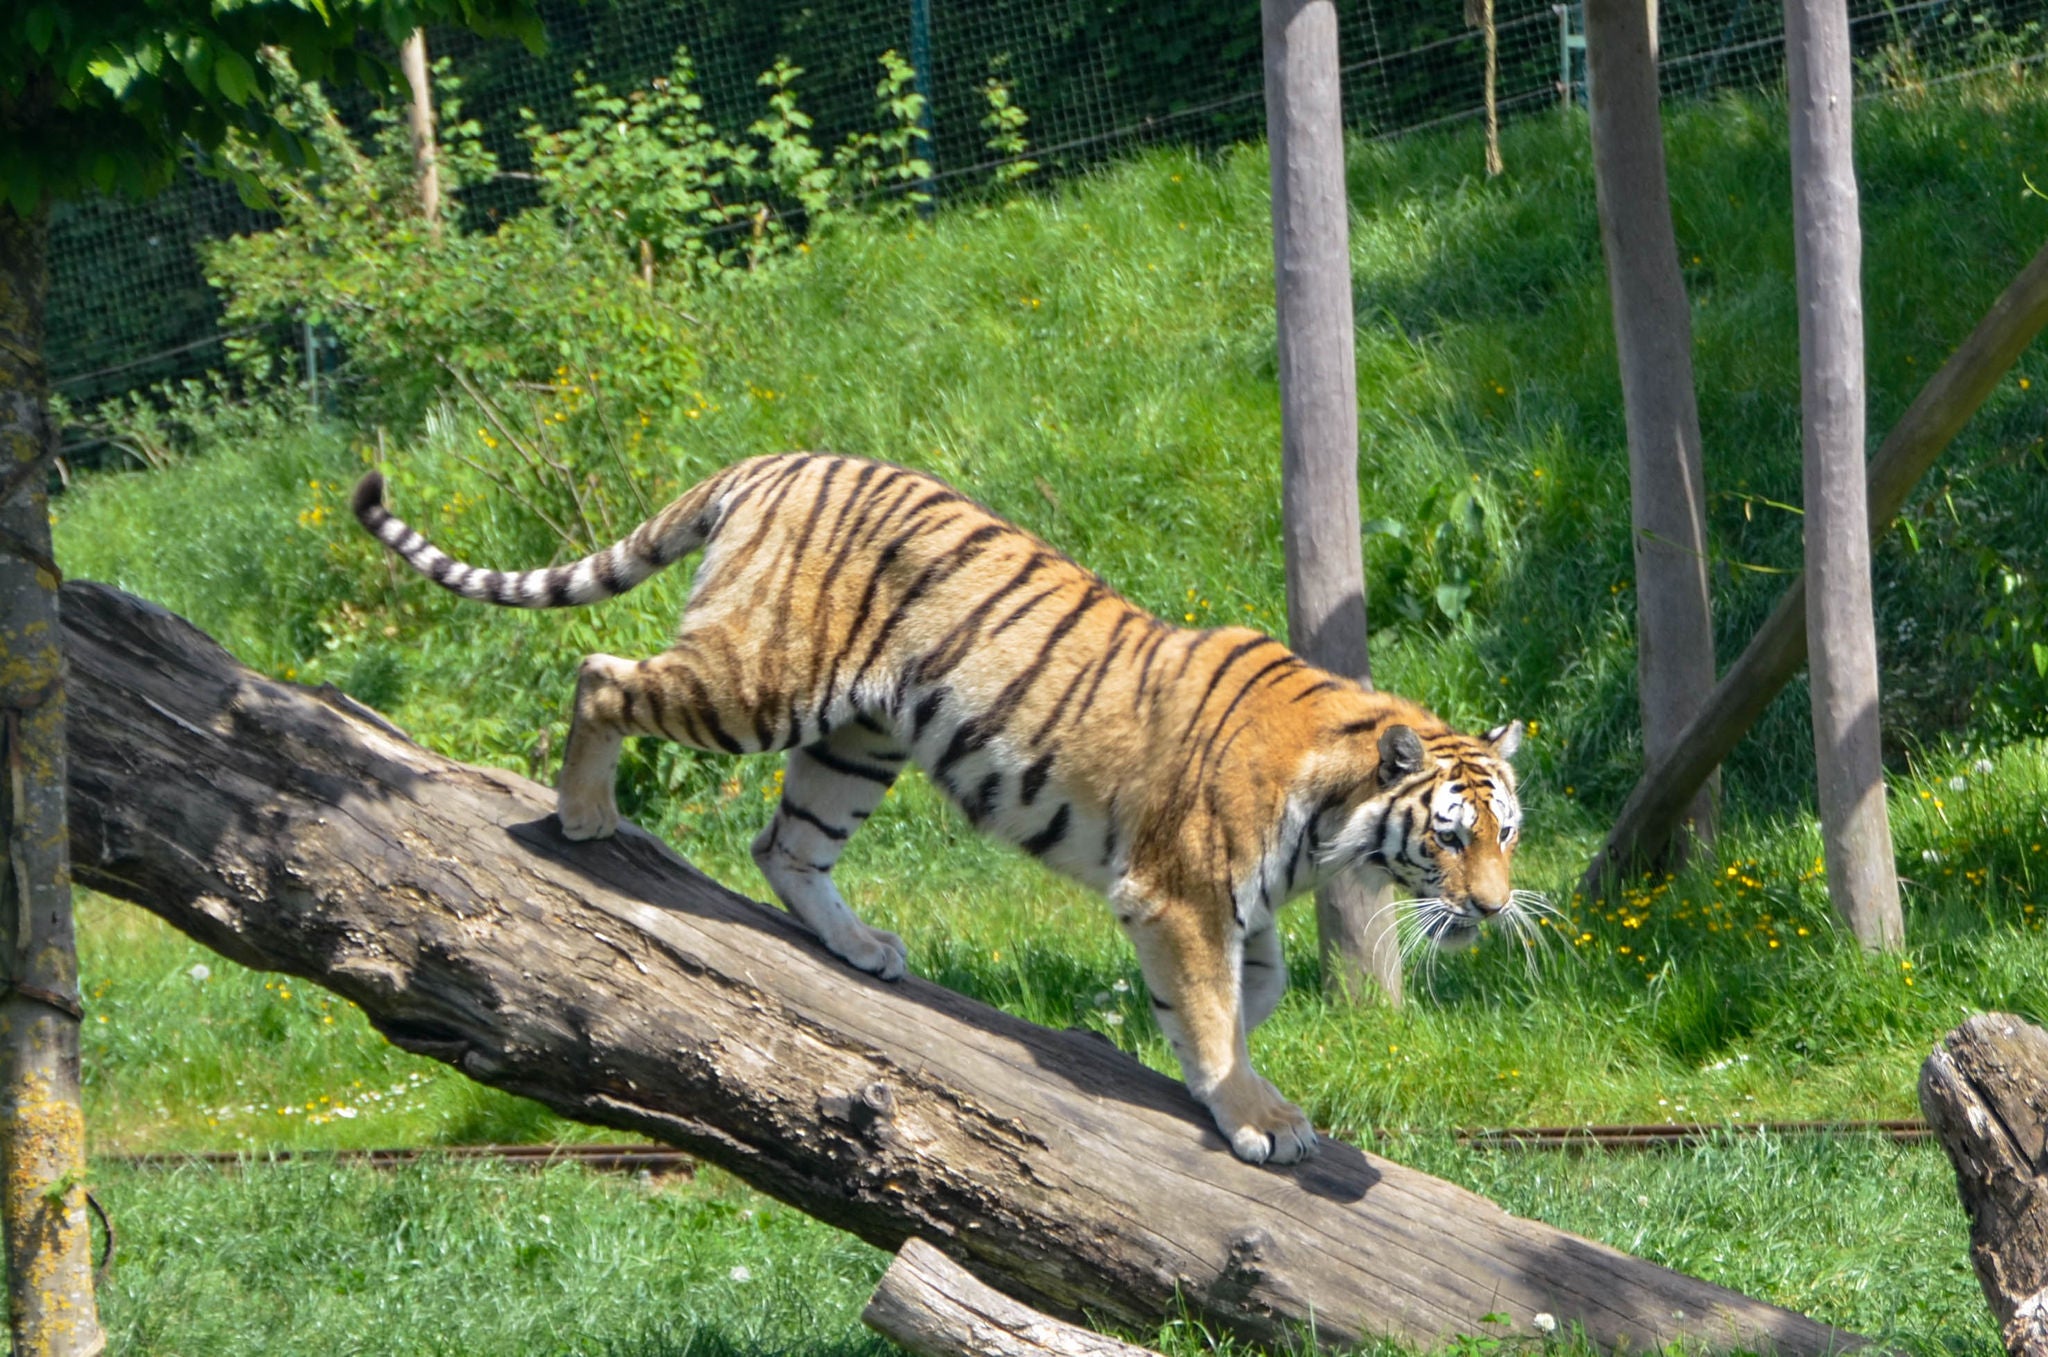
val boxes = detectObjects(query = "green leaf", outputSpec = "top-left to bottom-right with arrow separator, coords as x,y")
2032,641 -> 2048,678
24,5 -> 56,54
213,46 -> 258,106
1362,517 -> 1406,538
178,37 -> 216,97
1435,582 -> 1472,620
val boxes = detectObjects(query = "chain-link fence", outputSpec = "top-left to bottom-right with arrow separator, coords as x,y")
46,0 -> 2047,408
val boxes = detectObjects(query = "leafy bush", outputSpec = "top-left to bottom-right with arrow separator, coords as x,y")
197,46 -> 1033,559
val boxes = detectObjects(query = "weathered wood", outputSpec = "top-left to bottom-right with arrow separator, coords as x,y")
1921,1013 -> 2048,1357
1785,0 -> 1903,948
865,1239 -> 1162,1357
1261,0 -> 1399,1008
1582,235 -> 2048,898
1584,0 -> 1719,858
398,30 -> 441,235
58,580 -> 1864,1355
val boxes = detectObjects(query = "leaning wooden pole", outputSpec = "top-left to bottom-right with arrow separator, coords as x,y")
1262,0 -> 1401,1008
59,580 -> 1859,1356
1582,235 -> 2048,898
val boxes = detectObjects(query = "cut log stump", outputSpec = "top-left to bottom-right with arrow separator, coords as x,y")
1921,1012 -> 2048,1356
59,581 -> 1863,1354
866,1239 -> 1163,1357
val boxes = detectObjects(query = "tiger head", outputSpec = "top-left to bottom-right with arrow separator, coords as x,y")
1326,719 -> 1525,950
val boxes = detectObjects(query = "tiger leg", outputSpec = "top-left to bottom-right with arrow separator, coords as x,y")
557,641 -> 764,840
752,723 -> 911,981
1239,920 -> 1287,1032
1118,897 -> 1316,1165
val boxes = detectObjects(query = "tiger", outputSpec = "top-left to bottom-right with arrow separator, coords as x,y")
353,452 -> 1525,1165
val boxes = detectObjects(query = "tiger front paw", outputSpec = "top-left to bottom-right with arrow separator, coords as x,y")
829,923 -> 909,982
557,789 -> 620,841
1206,1072 -> 1318,1166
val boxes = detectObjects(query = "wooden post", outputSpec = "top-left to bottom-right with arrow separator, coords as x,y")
1261,0 -> 1400,1007
398,29 -> 441,236
1580,236 -> 2048,895
1783,0 -> 1902,949
1583,0 -> 1718,862
1920,1013 -> 2048,1356
0,205 -> 104,1357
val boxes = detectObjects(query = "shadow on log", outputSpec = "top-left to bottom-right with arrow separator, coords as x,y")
60,581 -> 1862,1355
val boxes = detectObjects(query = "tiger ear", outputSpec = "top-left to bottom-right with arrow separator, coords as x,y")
1485,720 -> 1524,762
1378,724 -> 1425,782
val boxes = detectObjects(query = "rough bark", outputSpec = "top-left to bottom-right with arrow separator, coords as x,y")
0,205 -> 104,1357
58,580 -> 1862,1356
1582,233 -> 2048,898
1584,0 -> 1719,858
1783,0 -> 1902,949
1262,0 -> 1400,1007
865,1239 -> 1164,1357
398,29 -> 441,235
1919,1013 -> 2048,1357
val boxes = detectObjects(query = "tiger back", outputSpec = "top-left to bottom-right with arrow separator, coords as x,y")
355,452 -> 1526,1165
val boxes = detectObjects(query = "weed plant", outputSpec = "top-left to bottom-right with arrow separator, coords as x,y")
53,81 -> 2048,1355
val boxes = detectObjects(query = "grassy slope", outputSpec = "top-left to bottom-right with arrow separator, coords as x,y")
54,85 -> 2048,1354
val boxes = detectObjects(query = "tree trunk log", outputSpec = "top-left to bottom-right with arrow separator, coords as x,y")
1581,235 -> 2048,899
1262,0 -> 1400,1008
1920,1013 -> 2048,1357
1584,0 -> 1720,859
865,1239 -> 1163,1357
58,580 -> 1863,1356
0,202 -> 105,1357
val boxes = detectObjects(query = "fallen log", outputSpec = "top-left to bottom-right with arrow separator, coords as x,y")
1920,1013 -> 2048,1357
60,580 -> 1861,1354
864,1239 -> 1163,1357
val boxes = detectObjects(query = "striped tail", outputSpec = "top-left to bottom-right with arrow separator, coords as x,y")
351,470 -> 726,608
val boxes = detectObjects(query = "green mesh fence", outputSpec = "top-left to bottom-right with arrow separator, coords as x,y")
46,0 -> 2048,407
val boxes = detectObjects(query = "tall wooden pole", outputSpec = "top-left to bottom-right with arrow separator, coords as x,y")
1262,0 -> 1400,1007
1783,0 -> 1903,949
0,204 -> 104,1357
1584,0 -> 1718,864
398,29 -> 441,236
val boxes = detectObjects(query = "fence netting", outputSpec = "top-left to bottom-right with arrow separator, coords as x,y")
47,0 -> 2046,407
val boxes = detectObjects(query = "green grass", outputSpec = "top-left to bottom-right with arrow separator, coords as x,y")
54,79 -> 2048,1355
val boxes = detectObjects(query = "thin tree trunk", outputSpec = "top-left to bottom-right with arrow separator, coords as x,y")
1581,236 -> 2048,895
1262,0 -> 1399,1007
57,579 -> 1864,1357
399,29 -> 441,235
0,206 -> 104,1357
1584,0 -> 1718,864
1784,0 -> 1902,949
